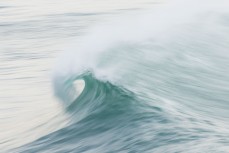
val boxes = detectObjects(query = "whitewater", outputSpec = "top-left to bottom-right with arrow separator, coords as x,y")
1,0 -> 229,152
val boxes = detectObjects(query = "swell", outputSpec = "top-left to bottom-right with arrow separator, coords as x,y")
47,0 -> 229,152
18,72 -> 171,153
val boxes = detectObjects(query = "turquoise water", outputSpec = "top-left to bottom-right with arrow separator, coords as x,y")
1,0 -> 229,152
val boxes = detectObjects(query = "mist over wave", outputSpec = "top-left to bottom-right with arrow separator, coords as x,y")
54,0 -> 229,109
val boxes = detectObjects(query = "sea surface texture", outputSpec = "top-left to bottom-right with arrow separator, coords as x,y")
0,0 -> 229,152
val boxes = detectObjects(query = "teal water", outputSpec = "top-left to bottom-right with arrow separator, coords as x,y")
1,0 -> 229,152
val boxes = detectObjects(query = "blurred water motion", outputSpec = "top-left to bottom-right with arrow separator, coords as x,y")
1,0 -> 229,152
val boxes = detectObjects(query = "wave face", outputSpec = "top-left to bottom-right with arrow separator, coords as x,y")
18,0 -> 229,152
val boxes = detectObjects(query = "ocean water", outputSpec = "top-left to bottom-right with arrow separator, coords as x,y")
1,0 -> 229,152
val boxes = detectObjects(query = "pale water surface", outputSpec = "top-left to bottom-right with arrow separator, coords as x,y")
0,0 -> 229,152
